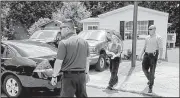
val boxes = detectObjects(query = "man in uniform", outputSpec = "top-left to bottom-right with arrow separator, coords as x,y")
51,19 -> 90,97
139,25 -> 163,93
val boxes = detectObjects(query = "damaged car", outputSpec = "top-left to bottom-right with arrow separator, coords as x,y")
1,40 -> 61,97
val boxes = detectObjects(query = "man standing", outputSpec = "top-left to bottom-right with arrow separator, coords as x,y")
51,19 -> 90,97
139,25 -> 163,93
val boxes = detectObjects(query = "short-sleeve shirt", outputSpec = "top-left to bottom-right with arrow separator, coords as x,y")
108,43 -> 121,55
145,34 -> 163,53
56,34 -> 89,71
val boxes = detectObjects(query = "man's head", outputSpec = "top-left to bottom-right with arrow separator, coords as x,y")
148,25 -> 156,36
60,19 -> 76,38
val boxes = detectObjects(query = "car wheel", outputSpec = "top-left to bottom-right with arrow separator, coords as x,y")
54,88 -> 61,95
3,75 -> 23,98
95,54 -> 106,72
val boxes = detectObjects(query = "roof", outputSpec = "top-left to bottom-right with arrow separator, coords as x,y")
80,18 -> 99,23
38,20 -> 62,28
98,4 -> 169,18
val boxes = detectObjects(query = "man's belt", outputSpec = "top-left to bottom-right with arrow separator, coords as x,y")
62,71 -> 85,74
145,50 -> 159,56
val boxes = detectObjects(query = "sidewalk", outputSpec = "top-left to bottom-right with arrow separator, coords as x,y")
87,86 -> 148,97
87,61 -> 179,97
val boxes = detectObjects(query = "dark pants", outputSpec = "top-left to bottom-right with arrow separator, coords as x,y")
108,57 -> 120,87
142,50 -> 158,89
60,73 -> 87,97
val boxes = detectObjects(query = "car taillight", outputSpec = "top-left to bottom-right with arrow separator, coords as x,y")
89,47 -> 96,53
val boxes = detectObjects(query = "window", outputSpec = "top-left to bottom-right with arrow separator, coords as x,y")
167,35 -> 173,41
88,25 -> 98,30
124,21 -> 148,40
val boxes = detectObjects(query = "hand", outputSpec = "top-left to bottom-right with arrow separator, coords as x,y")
51,77 -> 57,86
86,74 -> 90,83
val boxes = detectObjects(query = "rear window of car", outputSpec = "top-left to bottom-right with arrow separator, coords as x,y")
30,30 -> 58,40
10,43 -> 57,58
78,30 -> 106,41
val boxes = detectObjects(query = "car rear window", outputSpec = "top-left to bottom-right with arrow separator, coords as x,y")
10,43 -> 57,58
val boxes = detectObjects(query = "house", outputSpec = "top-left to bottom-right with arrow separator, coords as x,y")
80,5 -> 169,59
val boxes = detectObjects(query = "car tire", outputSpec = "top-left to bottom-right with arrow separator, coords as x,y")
2,75 -> 24,98
95,54 -> 106,72
54,88 -> 61,95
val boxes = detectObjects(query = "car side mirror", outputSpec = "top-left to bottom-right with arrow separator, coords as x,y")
11,57 -> 36,67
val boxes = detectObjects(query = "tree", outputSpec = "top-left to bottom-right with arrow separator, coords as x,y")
52,2 -> 91,33
1,1 -> 63,39
1,1 -> 10,37
28,18 -> 51,35
83,1 -> 133,17
7,1 -> 62,29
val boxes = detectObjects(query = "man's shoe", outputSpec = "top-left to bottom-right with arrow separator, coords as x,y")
106,86 -> 113,90
147,81 -> 150,85
148,88 -> 152,93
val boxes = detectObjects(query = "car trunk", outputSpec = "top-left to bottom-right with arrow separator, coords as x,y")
2,56 -> 56,79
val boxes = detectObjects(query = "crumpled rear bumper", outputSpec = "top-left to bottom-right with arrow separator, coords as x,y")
18,75 -> 61,90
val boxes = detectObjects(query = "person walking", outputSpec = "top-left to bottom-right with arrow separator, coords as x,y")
106,34 -> 122,90
139,25 -> 163,93
50,19 -> 90,97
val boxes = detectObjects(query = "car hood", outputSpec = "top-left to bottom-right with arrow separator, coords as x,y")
86,40 -> 103,47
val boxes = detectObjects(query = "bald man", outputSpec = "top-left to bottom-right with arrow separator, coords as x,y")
139,25 -> 163,93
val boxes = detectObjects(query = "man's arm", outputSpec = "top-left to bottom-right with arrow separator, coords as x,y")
52,59 -> 63,77
85,57 -> 90,74
52,41 -> 66,77
85,42 -> 90,83
140,39 -> 147,58
158,48 -> 163,59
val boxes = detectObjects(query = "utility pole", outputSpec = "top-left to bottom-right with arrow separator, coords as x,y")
131,1 -> 138,67
0,32 -> 1,97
